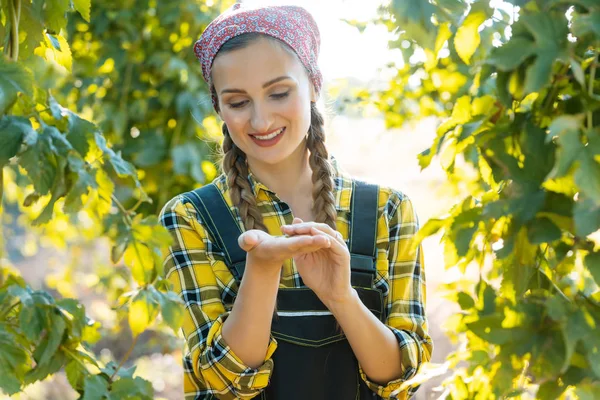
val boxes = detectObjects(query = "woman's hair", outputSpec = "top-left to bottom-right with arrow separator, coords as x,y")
210,33 -> 337,232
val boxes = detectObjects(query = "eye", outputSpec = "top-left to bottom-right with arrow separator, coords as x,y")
271,91 -> 289,100
228,100 -> 248,109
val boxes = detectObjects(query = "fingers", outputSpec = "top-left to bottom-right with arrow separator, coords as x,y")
307,227 -> 348,257
281,222 -> 345,245
239,229 -> 331,260
282,222 -> 348,258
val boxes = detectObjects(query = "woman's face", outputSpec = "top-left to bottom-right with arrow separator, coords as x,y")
211,37 -> 317,167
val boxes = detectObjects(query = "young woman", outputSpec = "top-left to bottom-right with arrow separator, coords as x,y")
160,3 -> 433,399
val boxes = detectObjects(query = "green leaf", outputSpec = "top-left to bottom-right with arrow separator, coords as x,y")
527,217 -> 562,244
585,252 -> 600,286
19,304 -> 48,341
547,114 -> 585,142
434,22 -> 453,55
571,10 -> 600,37
124,242 -> 156,285
496,71 -> 512,107
487,37 -> 536,71
0,328 -> 27,394
25,348 -> 66,384
128,290 -> 159,337
46,33 -> 62,51
19,1 -> 45,57
582,334 -> 600,378
537,381 -> 564,399
57,298 -> 87,341
19,127 -> 59,195
574,149 -> 600,204
457,292 -> 475,310
63,154 -> 97,213
436,0 -> 467,24
574,194 -> 600,237
110,376 -> 153,399
37,311 -> 66,367
570,58 -> 586,87
0,58 -> 34,114
82,375 -> 110,400
45,0 -> 71,33
414,217 -> 446,244
67,112 -> 98,158
7,283 -> 33,306
454,11 -> 487,65
157,290 -> 185,333
519,13 -> 569,94
547,128 -> 583,179
73,0 -> 91,22
390,0 -> 437,48
65,359 -> 85,391
0,116 -> 35,165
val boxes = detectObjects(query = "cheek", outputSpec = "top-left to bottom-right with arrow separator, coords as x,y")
221,111 -> 247,138
284,95 -> 311,126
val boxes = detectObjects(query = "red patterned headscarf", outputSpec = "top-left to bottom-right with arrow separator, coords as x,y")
194,2 -> 323,110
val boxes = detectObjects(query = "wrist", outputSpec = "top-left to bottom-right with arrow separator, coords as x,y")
322,288 -> 359,315
244,258 -> 282,280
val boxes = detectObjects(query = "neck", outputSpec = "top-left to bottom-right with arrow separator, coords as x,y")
247,142 -> 313,202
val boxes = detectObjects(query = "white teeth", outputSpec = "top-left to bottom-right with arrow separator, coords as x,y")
254,128 -> 284,140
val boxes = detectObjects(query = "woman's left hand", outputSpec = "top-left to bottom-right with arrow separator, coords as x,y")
281,218 -> 353,306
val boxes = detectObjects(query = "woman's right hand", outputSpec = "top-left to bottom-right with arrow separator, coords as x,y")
238,229 -> 331,273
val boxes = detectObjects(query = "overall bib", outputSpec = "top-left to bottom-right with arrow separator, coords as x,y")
182,180 -> 385,400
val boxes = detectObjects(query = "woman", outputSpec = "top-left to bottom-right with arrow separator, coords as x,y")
160,3 -> 433,399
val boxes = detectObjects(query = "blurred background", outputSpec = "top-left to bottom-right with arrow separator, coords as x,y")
2,1 -> 455,398
4,0 -> 598,398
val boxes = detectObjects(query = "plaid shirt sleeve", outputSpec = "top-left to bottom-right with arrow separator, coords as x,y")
159,195 -> 278,400
358,189 -> 434,399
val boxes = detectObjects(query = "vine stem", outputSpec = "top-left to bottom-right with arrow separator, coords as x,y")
111,194 -> 133,225
109,335 -> 138,381
0,300 -> 21,319
587,46 -> 598,130
61,346 -> 91,374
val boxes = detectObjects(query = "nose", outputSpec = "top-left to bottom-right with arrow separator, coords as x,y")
250,101 -> 273,133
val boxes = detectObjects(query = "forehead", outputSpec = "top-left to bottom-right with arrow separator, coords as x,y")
211,37 -> 305,90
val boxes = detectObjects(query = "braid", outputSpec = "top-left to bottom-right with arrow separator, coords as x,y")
221,123 -> 269,232
307,102 -> 337,230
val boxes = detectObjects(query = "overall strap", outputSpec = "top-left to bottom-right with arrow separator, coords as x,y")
180,183 -> 247,281
348,180 -> 379,287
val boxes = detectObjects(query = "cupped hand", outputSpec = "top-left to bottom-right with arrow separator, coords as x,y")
280,218 -> 353,305
237,228 -> 332,276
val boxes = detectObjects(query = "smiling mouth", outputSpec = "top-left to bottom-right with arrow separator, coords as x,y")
251,127 -> 285,141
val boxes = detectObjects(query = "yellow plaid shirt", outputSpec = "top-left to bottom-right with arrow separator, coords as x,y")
159,157 -> 433,400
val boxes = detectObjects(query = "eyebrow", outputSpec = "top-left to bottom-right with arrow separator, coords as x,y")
220,75 -> 292,95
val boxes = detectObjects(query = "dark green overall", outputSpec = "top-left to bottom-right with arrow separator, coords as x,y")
182,180 -> 384,399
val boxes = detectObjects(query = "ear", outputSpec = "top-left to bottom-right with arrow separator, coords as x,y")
310,84 -> 318,103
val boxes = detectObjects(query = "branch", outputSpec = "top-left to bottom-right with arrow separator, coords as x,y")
587,47 -> 598,130
111,194 -> 133,226
109,335 -> 138,381
61,346 -> 92,374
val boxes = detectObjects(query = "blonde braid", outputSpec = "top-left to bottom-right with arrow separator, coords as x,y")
221,123 -> 269,232
307,102 -> 337,230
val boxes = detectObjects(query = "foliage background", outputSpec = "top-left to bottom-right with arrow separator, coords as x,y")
1,0 -> 599,399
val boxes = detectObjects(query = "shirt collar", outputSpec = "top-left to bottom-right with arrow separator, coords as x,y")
245,154 -> 351,212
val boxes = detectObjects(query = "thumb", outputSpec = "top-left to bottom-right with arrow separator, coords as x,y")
292,217 -> 303,224
238,230 -> 264,252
